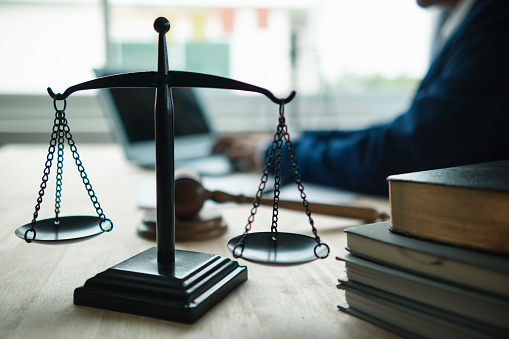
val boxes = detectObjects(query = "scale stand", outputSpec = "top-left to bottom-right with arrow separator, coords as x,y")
15,17 -> 295,323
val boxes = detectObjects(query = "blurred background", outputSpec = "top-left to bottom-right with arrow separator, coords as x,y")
0,0 -> 439,145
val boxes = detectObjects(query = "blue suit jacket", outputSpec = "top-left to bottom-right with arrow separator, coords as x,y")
275,0 -> 509,195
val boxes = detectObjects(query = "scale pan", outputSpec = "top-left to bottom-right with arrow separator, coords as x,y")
227,232 -> 329,266
15,216 -> 112,244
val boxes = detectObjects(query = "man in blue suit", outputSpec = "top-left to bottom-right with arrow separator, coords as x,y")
214,0 -> 509,195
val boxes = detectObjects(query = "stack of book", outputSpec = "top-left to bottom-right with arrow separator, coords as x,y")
337,160 -> 509,338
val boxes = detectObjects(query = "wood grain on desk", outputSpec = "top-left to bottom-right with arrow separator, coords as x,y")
0,144 -> 394,339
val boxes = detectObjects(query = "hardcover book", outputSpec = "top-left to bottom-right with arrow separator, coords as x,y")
337,253 -> 509,329
344,222 -> 509,297
387,160 -> 509,254
338,283 -> 505,339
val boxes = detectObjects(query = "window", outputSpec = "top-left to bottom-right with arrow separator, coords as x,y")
0,0 -> 437,139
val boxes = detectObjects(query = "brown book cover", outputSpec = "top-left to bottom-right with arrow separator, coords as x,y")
387,160 -> 509,254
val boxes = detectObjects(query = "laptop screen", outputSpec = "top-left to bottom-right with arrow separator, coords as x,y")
95,69 -> 210,144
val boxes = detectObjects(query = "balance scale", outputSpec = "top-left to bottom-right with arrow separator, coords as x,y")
15,17 -> 329,324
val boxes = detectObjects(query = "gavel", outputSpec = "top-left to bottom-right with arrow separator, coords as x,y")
174,171 -> 388,223
139,171 -> 388,241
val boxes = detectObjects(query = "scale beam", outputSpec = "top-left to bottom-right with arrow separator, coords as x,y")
47,70 -> 295,104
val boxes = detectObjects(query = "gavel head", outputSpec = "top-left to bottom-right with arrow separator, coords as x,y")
175,170 -> 208,219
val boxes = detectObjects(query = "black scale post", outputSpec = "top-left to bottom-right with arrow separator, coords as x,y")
71,18 -> 248,324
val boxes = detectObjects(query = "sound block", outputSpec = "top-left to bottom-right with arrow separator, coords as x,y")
138,209 -> 227,242
74,247 -> 247,323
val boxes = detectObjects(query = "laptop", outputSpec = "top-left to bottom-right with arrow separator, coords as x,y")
95,68 -> 232,176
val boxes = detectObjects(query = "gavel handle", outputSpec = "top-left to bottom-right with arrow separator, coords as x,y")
208,190 -> 387,223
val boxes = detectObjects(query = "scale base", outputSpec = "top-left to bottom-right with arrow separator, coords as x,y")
74,247 -> 247,324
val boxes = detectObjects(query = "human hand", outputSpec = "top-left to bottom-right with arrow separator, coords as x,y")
213,132 -> 272,171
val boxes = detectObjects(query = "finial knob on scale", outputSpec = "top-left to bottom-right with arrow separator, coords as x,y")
154,17 -> 170,34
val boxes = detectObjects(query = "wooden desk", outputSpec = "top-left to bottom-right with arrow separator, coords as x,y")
0,144 -> 395,339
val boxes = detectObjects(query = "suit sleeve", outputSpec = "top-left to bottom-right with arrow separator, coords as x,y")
275,16 -> 509,195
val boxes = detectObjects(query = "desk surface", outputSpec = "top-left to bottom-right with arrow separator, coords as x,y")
0,144 -> 395,339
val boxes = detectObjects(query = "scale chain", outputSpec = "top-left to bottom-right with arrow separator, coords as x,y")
61,109 -> 109,227
241,147 -> 275,231
282,130 -> 321,245
26,110 -> 62,242
233,101 -> 329,259
270,110 -> 286,240
54,109 -> 65,222
232,128 -> 279,257
24,99 -> 112,242
278,106 -> 328,255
